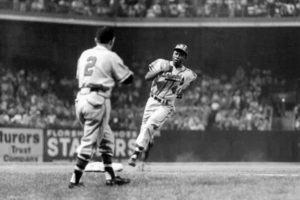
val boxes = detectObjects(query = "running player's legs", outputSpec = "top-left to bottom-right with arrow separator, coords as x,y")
135,98 -> 159,149
129,100 -> 173,166
136,100 -> 174,149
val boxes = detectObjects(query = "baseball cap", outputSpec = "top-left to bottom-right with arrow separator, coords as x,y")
174,43 -> 188,56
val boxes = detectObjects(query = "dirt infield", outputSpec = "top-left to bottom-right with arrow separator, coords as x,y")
1,162 -> 300,200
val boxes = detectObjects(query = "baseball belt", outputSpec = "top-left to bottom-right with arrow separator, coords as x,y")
150,94 -> 169,105
79,87 -> 106,95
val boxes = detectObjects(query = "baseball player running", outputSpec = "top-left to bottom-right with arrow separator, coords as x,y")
128,44 -> 197,167
69,26 -> 133,188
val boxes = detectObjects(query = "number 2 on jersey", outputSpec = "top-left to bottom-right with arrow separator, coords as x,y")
84,56 -> 97,76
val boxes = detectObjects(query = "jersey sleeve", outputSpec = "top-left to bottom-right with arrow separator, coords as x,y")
189,70 -> 197,83
111,53 -> 133,83
182,69 -> 197,89
148,59 -> 167,73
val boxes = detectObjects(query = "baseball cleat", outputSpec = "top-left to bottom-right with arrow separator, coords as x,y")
68,182 -> 85,189
128,154 -> 137,167
106,176 -> 130,186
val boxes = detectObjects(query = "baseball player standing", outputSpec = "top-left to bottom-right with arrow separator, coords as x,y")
128,44 -> 197,167
69,26 -> 133,188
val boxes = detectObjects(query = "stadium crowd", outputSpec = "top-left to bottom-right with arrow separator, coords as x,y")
0,63 -> 78,128
0,59 -> 290,131
0,0 -> 300,18
163,66 -> 277,131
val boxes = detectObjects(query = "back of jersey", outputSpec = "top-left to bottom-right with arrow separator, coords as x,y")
76,45 -> 131,98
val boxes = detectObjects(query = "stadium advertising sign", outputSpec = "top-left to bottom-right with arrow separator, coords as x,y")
44,129 -> 138,161
44,129 -> 83,162
0,128 -> 43,162
114,130 -> 137,159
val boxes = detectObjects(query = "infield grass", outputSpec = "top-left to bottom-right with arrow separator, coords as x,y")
0,162 -> 300,200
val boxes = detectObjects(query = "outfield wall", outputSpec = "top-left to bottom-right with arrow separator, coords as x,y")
149,130 -> 300,162
1,127 -> 300,163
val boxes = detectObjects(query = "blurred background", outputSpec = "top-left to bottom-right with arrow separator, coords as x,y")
1,0 -> 300,162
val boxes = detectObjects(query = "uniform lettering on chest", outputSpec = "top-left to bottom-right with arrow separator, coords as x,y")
161,73 -> 183,82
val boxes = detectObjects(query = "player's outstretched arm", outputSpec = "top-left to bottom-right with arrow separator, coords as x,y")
145,70 -> 161,81
145,60 -> 172,81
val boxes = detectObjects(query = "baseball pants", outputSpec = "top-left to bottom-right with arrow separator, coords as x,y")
135,97 -> 174,149
75,92 -> 114,157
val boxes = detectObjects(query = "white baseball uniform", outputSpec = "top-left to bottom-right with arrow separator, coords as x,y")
135,58 -> 197,149
75,44 -> 133,157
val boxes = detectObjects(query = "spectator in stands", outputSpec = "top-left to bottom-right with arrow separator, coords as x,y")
209,0 -> 219,17
13,0 -> 20,11
187,109 -> 205,130
194,0 -> 205,17
115,0 -> 125,16
216,0 -> 222,16
266,0 -> 276,17
0,110 -> 10,125
280,1 -> 297,17
125,0 -> 138,17
55,0 -> 71,13
19,0 -> 31,12
134,0 -> 147,17
31,0 -> 45,12
94,0 -> 114,16
3,0 -> 300,18
294,104 -> 300,130
70,0 -> 92,15
146,0 -> 166,17
177,0 -> 192,17
296,0 -> 300,16
240,0 -> 248,16
226,0 -> 236,17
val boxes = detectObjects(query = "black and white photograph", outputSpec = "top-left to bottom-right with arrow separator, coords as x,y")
1,0 -> 300,199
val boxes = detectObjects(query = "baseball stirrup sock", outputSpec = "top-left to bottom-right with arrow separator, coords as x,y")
70,154 -> 90,184
143,143 -> 153,161
104,165 -> 115,180
133,146 -> 144,157
102,154 -> 115,180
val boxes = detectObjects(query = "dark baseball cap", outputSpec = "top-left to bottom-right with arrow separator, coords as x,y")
96,26 -> 115,43
174,44 -> 188,56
